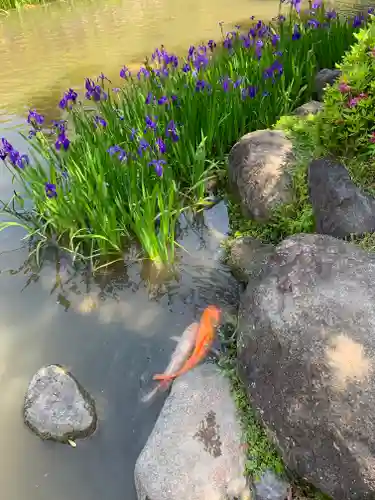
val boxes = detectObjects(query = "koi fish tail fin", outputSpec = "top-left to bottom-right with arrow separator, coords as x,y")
152,374 -> 173,392
158,379 -> 172,393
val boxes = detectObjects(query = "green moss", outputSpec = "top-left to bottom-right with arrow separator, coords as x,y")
343,156 -> 375,196
217,327 -> 285,479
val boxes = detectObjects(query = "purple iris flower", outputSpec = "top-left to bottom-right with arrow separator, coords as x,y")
193,53 -> 209,70
59,88 -> 78,109
166,120 -> 179,142
27,109 -> 44,126
97,73 -> 111,84
85,79 -> 107,101
292,25 -> 302,40
208,39 -> 216,51
45,182 -> 57,198
138,138 -> 150,157
352,15 -> 363,28
223,37 -> 233,50
120,66 -> 131,79
222,76 -> 231,92
145,115 -> 158,132
145,92 -> 154,105
307,18 -> 320,28
94,116 -> 107,128
130,128 -> 138,141
107,145 -> 127,161
241,86 -> 257,99
326,10 -> 337,20
137,67 -> 150,80
312,0 -> 322,8
271,34 -> 280,46
156,137 -> 166,154
0,138 -> 29,168
148,159 -> 166,177
55,131 -> 70,151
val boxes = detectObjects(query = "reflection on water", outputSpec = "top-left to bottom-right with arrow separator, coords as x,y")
0,158 -> 239,500
0,0 -> 283,122
0,0 -> 369,498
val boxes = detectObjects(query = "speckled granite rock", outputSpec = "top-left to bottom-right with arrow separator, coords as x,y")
315,68 -> 341,100
226,236 -> 275,284
308,157 -> 375,238
134,363 -> 250,500
293,100 -> 323,116
228,129 -> 294,223
238,233 -> 375,499
24,364 -> 97,442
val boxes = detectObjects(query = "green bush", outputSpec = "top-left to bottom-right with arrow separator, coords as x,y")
318,16 -> 375,159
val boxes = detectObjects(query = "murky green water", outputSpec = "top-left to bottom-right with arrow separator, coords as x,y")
0,0 -> 369,499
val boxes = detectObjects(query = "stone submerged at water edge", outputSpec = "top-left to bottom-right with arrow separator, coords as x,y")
24,364 -> 97,442
134,363 -> 251,500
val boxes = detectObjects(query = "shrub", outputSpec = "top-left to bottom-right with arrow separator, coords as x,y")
0,2 -> 372,267
318,15 -> 375,159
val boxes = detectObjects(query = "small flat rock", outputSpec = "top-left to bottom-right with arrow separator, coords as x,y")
226,236 -> 275,284
314,68 -> 341,101
293,100 -> 323,116
308,157 -> 375,238
24,364 -> 97,442
253,469 -> 289,500
134,363 -> 250,500
228,129 -> 294,223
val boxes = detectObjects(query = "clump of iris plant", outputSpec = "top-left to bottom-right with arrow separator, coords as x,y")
0,0 -> 370,267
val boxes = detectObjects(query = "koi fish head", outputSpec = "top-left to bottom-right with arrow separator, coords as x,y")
205,305 -> 221,329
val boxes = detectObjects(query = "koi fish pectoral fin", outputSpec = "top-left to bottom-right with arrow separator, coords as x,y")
170,336 -> 181,342
153,373 -> 174,381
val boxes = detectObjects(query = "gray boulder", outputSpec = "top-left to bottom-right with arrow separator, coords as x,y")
308,157 -> 375,238
134,363 -> 250,500
237,233 -> 375,499
226,236 -> 275,284
315,68 -> 341,101
293,100 -> 323,116
24,364 -> 97,442
228,130 -> 294,223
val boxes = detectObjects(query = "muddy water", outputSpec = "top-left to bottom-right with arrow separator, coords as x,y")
0,0 -> 368,499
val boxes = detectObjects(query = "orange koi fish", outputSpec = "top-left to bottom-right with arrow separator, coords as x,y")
153,305 -> 221,382
140,321 -> 199,404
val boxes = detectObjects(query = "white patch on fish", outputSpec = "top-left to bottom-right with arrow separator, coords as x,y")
140,322 -> 199,404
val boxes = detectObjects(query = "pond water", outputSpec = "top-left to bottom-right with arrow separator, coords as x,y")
0,0 -> 369,499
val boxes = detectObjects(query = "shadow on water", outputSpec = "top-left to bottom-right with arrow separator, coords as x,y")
0,159 -> 239,500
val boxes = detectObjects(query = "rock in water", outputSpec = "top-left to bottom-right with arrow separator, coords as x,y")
24,364 -> 97,442
253,469 -> 289,500
134,363 -> 249,500
228,129 -> 294,223
308,157 -> 375,238
226,236 -> 275,285
237,233 -> 375,499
